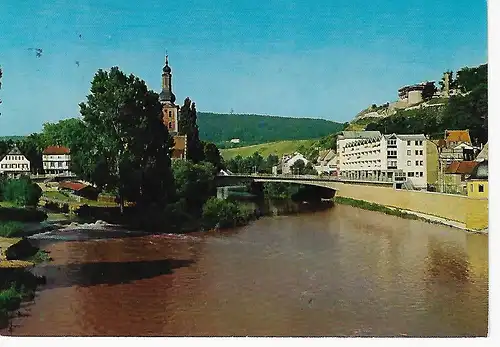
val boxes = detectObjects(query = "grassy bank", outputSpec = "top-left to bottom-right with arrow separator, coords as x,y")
334,196 -> 421,220
220,139 -> 317,160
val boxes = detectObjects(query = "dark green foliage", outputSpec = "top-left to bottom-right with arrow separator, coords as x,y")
422,82 -> 437,101
78,66 -> 176,212
0,221 -> 24,237
172,160 -> 216,215
335,196 -> 420,220
197,113 -> 344,147
16,134 -> 44,174
263,182 -> 300,200
202,197 -> 253,229
0,207 -> 47,222
202,141 -> 224,173
456,64 -> 487,93
225,152 -> 274,174
179,98 -> 205,163
1,177 -> 42,207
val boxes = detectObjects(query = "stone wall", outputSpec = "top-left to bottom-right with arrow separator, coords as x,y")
334,182 -> 488,230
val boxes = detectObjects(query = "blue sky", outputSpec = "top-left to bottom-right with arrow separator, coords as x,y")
0,0 -> 487,135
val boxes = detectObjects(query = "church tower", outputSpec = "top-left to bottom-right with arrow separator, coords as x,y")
160,55 -> 179,134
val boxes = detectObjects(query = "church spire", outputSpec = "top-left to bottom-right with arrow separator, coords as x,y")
159,54 -> 176,103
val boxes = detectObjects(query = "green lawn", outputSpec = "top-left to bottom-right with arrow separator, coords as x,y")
220,139 -> 317,160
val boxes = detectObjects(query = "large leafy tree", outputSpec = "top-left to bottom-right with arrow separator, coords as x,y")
202,141 -> 224,173
179,97 -> 204,163
16,133 -> 44,174
78,67 -> 175,213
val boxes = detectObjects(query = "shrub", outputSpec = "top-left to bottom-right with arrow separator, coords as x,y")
202,197 -> 254,229
0,221 -> 24,237
0,207 -> 47,222
1,177 -> 42,207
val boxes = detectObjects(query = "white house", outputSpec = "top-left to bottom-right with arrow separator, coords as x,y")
337,131 -> 428,189
42,146 -> 71,175
0,146 -> 31,177
229,138 -> 241,144
281,152 -> 309,175
314,149 -> 339,175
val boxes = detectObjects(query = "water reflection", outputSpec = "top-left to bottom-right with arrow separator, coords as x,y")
3,202 -> 488,337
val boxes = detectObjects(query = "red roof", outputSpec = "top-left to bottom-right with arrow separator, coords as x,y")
43,146 -> 70,155
445,161 -> 479,175
59,181 -> 89,191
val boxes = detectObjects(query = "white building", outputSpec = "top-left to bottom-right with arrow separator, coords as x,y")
315,149 -> 339,175
0,146 -> 31,177
281,153 -> 309,175
337,131 -> 427,189
229,138 -> 240,144
42,146 -> 71,175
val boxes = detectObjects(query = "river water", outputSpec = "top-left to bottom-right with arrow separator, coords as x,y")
2,203 -> 488,337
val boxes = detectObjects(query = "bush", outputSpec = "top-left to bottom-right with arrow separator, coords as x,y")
202,197 -> 254,229
0,207 -> 47,222
0,221 -> 24,237
1,177 -> 42,207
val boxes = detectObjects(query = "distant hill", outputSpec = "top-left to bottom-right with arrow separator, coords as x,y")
197,112 -> 345,148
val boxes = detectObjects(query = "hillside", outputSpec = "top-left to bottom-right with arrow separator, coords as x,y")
197,112 -> 345,148
220,139 -> 317,160
345,64 -> 488,144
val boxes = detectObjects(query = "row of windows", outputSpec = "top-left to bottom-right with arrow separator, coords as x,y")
408,160 -> 424,166
470,184 -> 485,193
407,150 -> 424,156
44,162 -> 66,168
407,140 -> 424,146
387,150 -> 397,156
2,155 -> 25,161
0,164 -> 28,169
407,172 -> 425,177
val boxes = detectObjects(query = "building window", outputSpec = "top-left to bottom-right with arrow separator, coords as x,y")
420,160 -> 423,166
169,111 -> 172,118
415,161 -> 419,166
407,161 -> 411,166
470,184 -> 474,192
419,150 -> 423,155
479,184 -> 484,192
407,140 -> 411,145
414,150 -> 418,155
407,150 -> 411,155
408,172 -> 414,177
420,172 -> 424,177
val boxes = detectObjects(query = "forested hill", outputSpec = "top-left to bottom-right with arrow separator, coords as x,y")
197,112 -> 346,148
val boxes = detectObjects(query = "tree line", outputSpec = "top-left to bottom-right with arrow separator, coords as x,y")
225,151 -> 317,175
1,67 -> 224,219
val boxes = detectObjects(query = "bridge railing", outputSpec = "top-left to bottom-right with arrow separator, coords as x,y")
221,173 -> 395,185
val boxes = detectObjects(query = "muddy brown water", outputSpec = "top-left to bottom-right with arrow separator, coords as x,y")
1,204 -> 488,336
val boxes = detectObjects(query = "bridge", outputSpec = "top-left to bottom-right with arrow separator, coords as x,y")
216,173 -> 397,191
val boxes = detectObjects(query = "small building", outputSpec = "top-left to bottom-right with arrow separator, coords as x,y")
172,135 -> 187,160
475,142 -> 488,162
444,161 -> 478,194
218,169 -> 233,176
314,149 -> 338,175
42,146 -> 71,175
58,181 -> 98,200
281,153 -> 309,175
467,160 -> 488,198
444,129 -> 472,148
397,81 -> 436,105
230,138 -> 241,144
0,146 -> 30,178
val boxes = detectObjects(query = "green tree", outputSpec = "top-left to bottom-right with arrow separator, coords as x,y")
78,67 -> 175,213
456,64 -> 487,93
179,97 -> 205,163
2,177 -> 42,207
16,134 -> 44,174
290,159 -> 306,174
422,82 -> 437,101
202,141 -> 224,173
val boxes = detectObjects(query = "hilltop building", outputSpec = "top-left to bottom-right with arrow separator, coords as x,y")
159,55 -> 187,160
0,146 -> 30,178
397,81 -> 436,106
337,131 -> 427,190
42,146 -> 72,175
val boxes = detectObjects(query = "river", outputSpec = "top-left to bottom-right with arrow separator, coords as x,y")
1,203 -> 488,337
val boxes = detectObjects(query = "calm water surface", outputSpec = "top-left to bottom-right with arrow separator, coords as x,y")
2,204 -> 488,336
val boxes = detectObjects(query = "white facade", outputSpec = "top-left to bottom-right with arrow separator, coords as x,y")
43,153 -> 71,175
337,131 -> 427,189
282,153 -> 309,174
315,149 -> 339,175
230,138 -> 240,144
0,148 -> 30,177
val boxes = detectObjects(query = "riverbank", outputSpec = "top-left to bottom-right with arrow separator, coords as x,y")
334,196 -> 486,233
